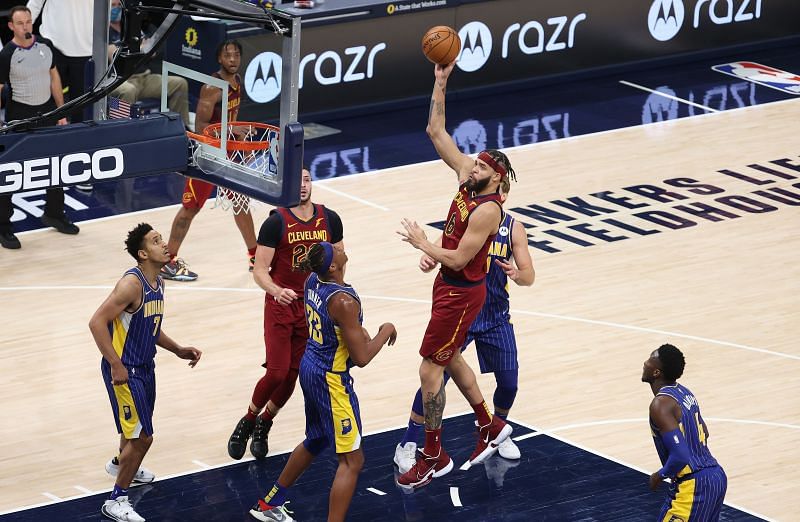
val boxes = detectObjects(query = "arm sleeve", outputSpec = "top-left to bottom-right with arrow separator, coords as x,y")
325,208 -> 344,243
657,428 -> 692,478
257,211 -> 283,248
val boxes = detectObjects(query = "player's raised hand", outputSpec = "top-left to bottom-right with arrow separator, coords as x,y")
177,346 -> 202,367
397,218 -> 428,249
419,254 -> 438,273
495,258 -> 517,280
435,60 -> 456,85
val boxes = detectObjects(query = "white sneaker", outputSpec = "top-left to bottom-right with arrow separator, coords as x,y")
393,442 -> 417,474
106,458 -> 156,484
101,496 -> 145,522
497,437 -> 521,460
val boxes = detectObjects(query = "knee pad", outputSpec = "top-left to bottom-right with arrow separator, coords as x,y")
493,369 -> 519,410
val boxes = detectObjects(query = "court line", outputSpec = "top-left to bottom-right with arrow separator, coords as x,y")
1,285 -> 796,361
508,416 -> 779,522
619,80 -> 719,113
192,460 -> 211,469
366,487 -> 386,496
314,182 -> 390,211
515,417 -> 800,435
40,493 -> 62,502
73,485 -> 93,494
449,487 -> 463,507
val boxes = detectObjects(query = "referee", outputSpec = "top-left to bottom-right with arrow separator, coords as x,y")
0,5 -> 78,250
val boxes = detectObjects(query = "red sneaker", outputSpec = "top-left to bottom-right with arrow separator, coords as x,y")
469,416 -> 513,465
396,448 -> 453,490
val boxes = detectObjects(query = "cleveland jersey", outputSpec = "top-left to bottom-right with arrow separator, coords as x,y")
269,204 -> 334,292
651,384 -> 719,478
108,268 -> 164,367
440,183 -> 503,283
303,272 -> 363,372
471,212 -> 514,331
210,72 -> 241,124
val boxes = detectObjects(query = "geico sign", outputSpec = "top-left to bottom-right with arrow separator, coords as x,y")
692,0 -> 761,28
0,149 -> 124,193
502,14 -> 587,58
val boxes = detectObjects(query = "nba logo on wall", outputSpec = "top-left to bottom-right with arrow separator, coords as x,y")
648,0 -> 684,41
457,21 -> 493,73
245,52 -> 282,103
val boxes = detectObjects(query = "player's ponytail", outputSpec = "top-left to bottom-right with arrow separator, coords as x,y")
299,242 -> 333,275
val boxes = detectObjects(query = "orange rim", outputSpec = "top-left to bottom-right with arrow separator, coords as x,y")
186,121 -> 278,151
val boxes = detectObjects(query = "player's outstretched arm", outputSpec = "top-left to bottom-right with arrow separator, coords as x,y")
495,219 -> 535,286
156,331 -> 202,367
399,203 -> 499,271
330,294 -> 396,368
89,275 -> 141,385
426,62 -> 474,183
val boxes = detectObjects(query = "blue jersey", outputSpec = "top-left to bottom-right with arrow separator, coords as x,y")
303,272 -> 362,372
108,268 -> 164,367
471,213 -> 514,331
651,383 -> 719,478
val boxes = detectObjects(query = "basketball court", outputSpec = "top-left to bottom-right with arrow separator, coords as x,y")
1,1 -> 799,521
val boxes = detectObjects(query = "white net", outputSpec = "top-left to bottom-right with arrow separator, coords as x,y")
189,122 -> 280,215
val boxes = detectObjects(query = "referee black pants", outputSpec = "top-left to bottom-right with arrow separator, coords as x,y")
0,98 -> 66,233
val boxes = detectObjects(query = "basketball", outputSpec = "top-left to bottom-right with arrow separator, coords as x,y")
421,26 -> 461,65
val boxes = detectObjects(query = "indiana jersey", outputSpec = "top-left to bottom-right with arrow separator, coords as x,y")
651,384 -> 719,478
210,72 -> 241,124
270,204 -> 333,292
108,268 -> 163,367
440,183 -> 503,283
471,212 -> 514,331
303,272 -> 362,372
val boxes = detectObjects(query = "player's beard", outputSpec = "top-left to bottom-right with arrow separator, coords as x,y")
465,175 -> 490,193
300,187 -> 312,203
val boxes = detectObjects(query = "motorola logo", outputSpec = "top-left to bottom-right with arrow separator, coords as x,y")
457,22 -> 492,73
648,0 -> 685,41
245,52 -> 282,103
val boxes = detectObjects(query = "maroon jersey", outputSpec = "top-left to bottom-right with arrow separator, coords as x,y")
440,183 -> 503,283
210,72 -> 241,124
270,204 -> 334,292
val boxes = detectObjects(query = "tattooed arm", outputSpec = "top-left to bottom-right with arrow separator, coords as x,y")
426,62 -> 474,184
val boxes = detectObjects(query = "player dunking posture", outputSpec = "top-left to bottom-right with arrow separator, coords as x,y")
396,61 -> 517,489
394,178 -> 534,472
228,168 -> 344,461
90,223 -> 201,522
642,344 -> 727,521
160,39 -> 258,282
249,242 -> 397,522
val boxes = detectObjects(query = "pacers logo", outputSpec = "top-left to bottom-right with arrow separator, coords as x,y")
184,27 -> 198,47
341,418 -> 352,435
648,0 -> 684,41
457,21 -> 492,73
245,52 -> 282,103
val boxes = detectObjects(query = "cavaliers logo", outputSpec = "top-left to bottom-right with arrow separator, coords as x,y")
341,418 -> 352,435
444,213 -> 457,236
434,349 -> 453,362
182,191 -> 193,204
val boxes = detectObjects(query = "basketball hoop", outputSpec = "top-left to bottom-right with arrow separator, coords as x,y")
187,121 -> 280,214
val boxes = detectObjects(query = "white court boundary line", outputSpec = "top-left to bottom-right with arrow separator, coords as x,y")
619,80 -> 719,113
13,95 -> 800,238
0,411 -> 789,517
2,285 -> 795,362
508,416 -> 779,522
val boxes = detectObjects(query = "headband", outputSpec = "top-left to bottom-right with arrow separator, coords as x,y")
316,241 -> 334,275
477,150 -> 507,178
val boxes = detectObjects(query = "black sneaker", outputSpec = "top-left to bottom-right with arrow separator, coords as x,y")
250,416 -> 273,459
0,230 -> 21,249
228,416 -> 255,460
41,214 -> 79,235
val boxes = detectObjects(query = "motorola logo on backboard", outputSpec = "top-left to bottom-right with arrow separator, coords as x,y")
245,52 -> 282,103
457,22 -> 493,73
648,0 -> 684,41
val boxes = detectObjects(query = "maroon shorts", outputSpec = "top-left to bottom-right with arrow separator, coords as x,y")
182,178 -> 215,209
263,294 -> 308,371
420,273 -> 487,366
